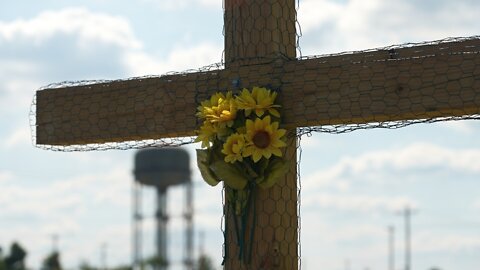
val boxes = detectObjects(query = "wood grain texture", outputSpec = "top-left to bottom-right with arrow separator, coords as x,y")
36,38 -> 480,146
224,0 -> 296,66
36,73 -> 206,145
223,1 -> 298,269
223,131 -> 298,270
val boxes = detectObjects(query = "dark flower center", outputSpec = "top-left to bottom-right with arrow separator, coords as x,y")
253,131 -> 270,149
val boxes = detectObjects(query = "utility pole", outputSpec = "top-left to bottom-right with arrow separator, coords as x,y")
199,231 -> 205,255
405,207 -> 411,270
101,242 -> 108,270
400,206 -> 416,270
388,226 -> 394,270
344,259 -> 350,270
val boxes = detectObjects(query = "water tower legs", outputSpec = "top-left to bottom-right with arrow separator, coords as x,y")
132,181 -> 143,270
184,180 -> 193,269
156,188 -> 168,270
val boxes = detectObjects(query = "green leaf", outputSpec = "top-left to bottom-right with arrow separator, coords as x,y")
259,158 -> 289,189
196,149 -> 220,186
241,162 -> 259,179
210,161 -> 248,190
197,149 -> 209,163
255,175 -> 265,185
256,158 -> 269,176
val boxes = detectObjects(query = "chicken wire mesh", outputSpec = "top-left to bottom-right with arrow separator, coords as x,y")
31,36 -> 480,151
30,0 -> 480,269
215,131 -> 299,270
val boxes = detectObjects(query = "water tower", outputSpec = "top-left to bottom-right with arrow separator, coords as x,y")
133,148 -> 193,270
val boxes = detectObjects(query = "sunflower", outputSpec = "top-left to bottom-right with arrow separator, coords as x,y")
235,87 -> 280,118
243,116 -> 286,162
196,91 -> 237,128
222,133 -> 246,163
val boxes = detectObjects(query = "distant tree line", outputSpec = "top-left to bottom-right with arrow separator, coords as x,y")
0,242 -> 28,270
0,242 -> 216,270
0,242 -> 62,270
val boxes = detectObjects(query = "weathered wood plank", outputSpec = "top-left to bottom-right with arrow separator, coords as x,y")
223,1 -> 298,269
224,0 -> 296,66
36,73 -> 207,145
36,38 -> 480,146
281,41 -> 480,128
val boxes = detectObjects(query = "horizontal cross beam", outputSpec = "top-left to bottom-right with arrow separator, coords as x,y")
36,38 -> 480,146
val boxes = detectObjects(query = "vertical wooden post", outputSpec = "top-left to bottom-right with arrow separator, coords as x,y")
224,0 -> 297,66
223,0 -> 298,269
223,133 -> 298,269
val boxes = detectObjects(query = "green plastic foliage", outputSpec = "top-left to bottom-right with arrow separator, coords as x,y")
210,161 -> 248,190
196,149 -> 220,186
258,158 -> 289,189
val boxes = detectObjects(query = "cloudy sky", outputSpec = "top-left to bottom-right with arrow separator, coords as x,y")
1,0 -> 479,270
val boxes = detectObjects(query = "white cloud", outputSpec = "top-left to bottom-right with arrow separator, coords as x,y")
0,171 -> 14,183
141,0 -> 218,10
298,0 -> 345,33
304,142 -> 480,191
198,0 -> 217,8
388,143 -> 480,173
440,120 -> 476,134
0,59 -> 39,75
124,42 -> 222,76
300,217 -> 391,270
301,216 -> 480,270
70,223 -> 131,267
3,126 -> 31,148
0,77 -> 40,115
414,231 -> 480,253
298,0 -> 480,54
303,192 -> 416,213
301,142 -> 479,215
0,155 -> 222,267
0,7 -> 141,49
298,133 -> 322,148
0,8 -> 143,117
0,167 -> 132,267
51,167 -> 131,207
0,167 -> 131,220
0,6 -> 222,125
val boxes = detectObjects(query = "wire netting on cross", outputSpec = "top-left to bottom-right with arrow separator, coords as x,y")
31,36 -> 480,152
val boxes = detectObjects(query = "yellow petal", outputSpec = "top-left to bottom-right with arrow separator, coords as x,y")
271,147 -> 283,157
252,151 -> 262,163
269,108 -> 280,118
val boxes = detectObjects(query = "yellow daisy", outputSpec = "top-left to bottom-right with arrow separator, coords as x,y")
195,121 -> 216,148
196,91 -> 237,127
235,87 -> 280,118
243,116 -> 286,162
196,92 -> 225,119
222,133 -> 246,163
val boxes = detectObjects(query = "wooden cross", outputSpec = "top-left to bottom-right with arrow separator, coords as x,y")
35,0 -> 480,269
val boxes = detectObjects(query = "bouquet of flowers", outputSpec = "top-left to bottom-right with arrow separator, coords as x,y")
195,86 -> 289,215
